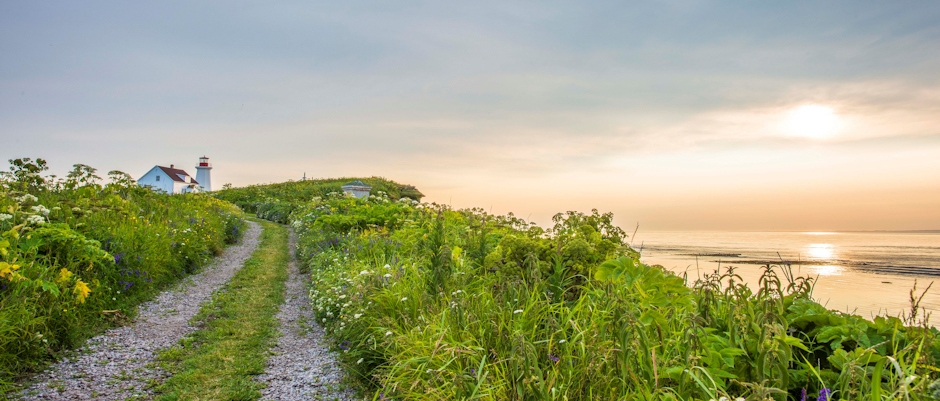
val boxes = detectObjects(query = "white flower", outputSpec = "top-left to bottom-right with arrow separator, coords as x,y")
30,205 -> 50,216
384,273 -> 392,278
16,194 -> 38,203
400,297 -> 408,302
384,264 -> 390,269
356,358 -> 363,364
354,313 -> 362,319
25,214 -> 45,225
0,213 -> 12,222
513,309 -> 523,314
359,270 -> 370,276
385,331 -> 392,336
558,339 -> 566,344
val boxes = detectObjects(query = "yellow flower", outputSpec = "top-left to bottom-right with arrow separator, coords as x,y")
57,268 -> 73,283
74,280 -> 91,303
0,261 -> 20,281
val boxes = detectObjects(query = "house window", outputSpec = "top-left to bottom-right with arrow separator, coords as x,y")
156,175 -> 160,181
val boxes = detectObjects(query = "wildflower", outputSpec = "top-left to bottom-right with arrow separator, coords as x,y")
16,194 -> 38,203
385,331 -> 392,336
357,358 -> 363,364
25,215 -> 45,225
354,313 -> 362,319
513,309 -> 523,314
0,262 -> 21,281
384,273 -> 392,278
818,388 -> 831,401
400,297 -> 407,302
800,389 -> 807,401
359,270 -> 370,275
558,339 -> 566,344
0,213 -> 12,222
384,264 -> 390,269
74,280 -> 91,303
548,354 -> 559,363
30,205 -> 50,216
56,268 -> 73,283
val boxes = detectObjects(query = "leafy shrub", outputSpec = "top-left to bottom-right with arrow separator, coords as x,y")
0,159 -> 245,392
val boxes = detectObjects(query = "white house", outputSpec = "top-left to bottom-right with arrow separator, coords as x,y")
138,164 -> 202,194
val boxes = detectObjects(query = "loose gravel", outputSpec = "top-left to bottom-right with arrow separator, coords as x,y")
15,221 -> 263,401
256,230 -> 357,401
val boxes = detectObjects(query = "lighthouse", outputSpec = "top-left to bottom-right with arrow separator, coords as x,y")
195,156 -> 212,192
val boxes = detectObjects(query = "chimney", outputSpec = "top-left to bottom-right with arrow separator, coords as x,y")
170,164 -> 174,169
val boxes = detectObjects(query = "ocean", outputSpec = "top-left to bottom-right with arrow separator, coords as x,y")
633,230 -> 940,321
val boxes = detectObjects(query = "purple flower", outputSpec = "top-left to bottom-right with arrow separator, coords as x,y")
548,354 -> 560,363
800,388 -> 807,401
818,388 -> 831,401
113,253 -> 124,265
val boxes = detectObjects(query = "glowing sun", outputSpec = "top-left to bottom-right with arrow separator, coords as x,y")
780,104 -> 841,139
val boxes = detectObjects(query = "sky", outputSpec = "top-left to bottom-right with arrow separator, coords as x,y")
2,1 -> 939,231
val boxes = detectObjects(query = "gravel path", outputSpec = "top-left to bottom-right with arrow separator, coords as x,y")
256,230 -> 357,401
16,221 -> 263,401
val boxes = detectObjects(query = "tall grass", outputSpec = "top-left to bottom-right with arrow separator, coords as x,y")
0,158 -> 245,393
262,190 -> 940,400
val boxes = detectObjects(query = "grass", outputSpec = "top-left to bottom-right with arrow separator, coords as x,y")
155,219 -> 289,401
234,189 -> 940,400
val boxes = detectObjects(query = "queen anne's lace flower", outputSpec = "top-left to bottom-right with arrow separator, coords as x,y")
15,194 -> 38,203
0,213 -> 12,222
31,205 -> 50,216
25,214 -> 45,225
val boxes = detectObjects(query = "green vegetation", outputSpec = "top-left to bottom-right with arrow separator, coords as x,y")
156,219 -> 288,401
215,177 -> 423,224
0,158 -> 245,393
235,186 -> 939,400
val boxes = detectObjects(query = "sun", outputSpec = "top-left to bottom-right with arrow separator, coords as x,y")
780,104 -> 841,139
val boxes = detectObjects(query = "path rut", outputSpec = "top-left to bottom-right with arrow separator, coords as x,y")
256,230 -> 356,401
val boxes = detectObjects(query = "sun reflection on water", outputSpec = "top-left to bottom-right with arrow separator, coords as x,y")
807,243 -> 835,260
810,264 -> 843,276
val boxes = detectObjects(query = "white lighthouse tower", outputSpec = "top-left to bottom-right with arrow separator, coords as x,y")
195,156 -> 212,192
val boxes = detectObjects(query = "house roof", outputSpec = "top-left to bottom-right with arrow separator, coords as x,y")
157,166 -> 199,185
342,180 -> 371,188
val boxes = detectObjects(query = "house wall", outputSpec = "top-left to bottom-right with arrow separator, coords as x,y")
137,167 -> 175,193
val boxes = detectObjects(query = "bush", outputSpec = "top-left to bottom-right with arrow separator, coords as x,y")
0,159 -> 245,392
269,191 -> 939,400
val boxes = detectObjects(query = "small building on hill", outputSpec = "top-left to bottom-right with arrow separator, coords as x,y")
341,180 -> 372,198
138,164 -> 201,194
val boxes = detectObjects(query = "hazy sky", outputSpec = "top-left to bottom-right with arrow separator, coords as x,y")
2,1 -> 939,230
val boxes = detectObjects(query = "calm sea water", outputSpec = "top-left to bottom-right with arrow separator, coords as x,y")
633,231 -> 940,321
